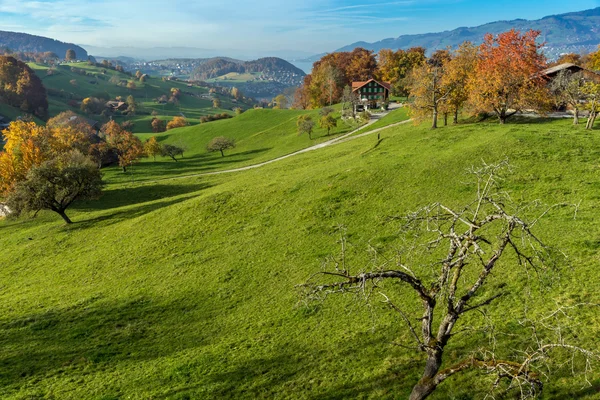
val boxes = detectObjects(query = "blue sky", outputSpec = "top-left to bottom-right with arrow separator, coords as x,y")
1,0 -> 599,55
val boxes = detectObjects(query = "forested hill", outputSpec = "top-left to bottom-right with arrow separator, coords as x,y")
328,7 -> 600,59
0,31 -> 88,59
192,57 -> 305,80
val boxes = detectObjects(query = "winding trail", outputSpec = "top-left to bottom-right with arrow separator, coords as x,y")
154,106 -> 411,182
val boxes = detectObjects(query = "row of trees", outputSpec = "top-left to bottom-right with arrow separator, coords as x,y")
294,31 -> 600,129
407,30 -> 600,128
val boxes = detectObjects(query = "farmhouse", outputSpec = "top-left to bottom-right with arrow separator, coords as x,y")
352,79 -> 391,110
539,63 -> 600,82
106,101 -> 127,112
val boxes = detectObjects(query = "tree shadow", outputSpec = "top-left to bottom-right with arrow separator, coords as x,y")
74,182 -> 213,212
0,295 -> 220,393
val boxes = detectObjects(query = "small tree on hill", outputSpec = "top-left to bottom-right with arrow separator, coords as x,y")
65,49 -> 76,61
213,98 -> 222,108
166,116 -> 187,130
297,115 -> 315,139
319,114 -> 337,135
151,117 -> 166,133
161,144 -> 185,161
144,136 -> 162,161
126,95 -> 136,115
273,94 -> 288,109
103,121 -> 144,172
207,136 -> 235,157
6,151 -> 102,224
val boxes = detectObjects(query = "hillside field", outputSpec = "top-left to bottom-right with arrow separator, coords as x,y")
25,62 -> 243,133
1,113 -> 600,399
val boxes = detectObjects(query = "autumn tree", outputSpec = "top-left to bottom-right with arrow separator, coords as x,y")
302,162 -> 597,400
0,120 -> 52,193
273,94 -> 288,109
467,29 -> 550,124
231,87 -> 242,100
144,136 -> 162,160
213,98 -> 221,108
6,151 -> 102,224
293,77 -> 311,110
127,81 -> 137,91
46,111 -> 95,155
408,57 -> 453,129
0,56 -> 48,118
441,42 -> 478,124
377,47 -> 427,96
80,97 -> 104,114
126,95 -> 136,115
549,70 -> 588,124
297,115 -> 315,139
65,49 -> 76,61
166,116 -> 187,130
582,82 -> 600,130
586,45 -> 600,71
319,114 -> 337,135
102,121 -> 144,172
151,117 -> 166,133
207,136 -> 235,157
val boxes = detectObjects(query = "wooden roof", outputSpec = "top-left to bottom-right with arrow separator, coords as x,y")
352,79 -> 391,92
539,63 -> 600,79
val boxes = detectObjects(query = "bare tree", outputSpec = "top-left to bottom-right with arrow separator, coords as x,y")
300,161 -> 596,399
549,70 -> 587,125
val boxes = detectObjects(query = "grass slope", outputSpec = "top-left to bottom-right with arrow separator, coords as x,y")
106,107 -> 367,184
28,62 -> 241,132
1,118 -> 600,399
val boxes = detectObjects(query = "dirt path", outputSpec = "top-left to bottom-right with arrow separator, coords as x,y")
155,107 -> 411,181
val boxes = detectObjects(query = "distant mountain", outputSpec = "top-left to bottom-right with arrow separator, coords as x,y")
192,57 -> 305,80
307,7 -> 600,61
0,31 -> 88,59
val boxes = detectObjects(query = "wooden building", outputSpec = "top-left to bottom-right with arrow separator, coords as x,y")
539,63 -> 600,82
352,79 -> 391,110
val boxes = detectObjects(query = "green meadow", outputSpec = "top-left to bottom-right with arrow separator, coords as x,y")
26,62 -> 241,132
1,111 -> 600,399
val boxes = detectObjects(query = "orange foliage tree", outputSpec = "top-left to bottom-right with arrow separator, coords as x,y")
102,121 -> 144,172
467,29 -> 550,124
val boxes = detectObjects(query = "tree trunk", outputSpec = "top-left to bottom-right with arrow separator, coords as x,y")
573,108 -> 579,125
453,109 -> 458,125
443,113 -> 448,126
409,350 -> 443,400
220,149 -> 224,157
432,109 -> 438,129
499,110 -> 506,125
57,209 -> 73,224
122,166 -> 127,173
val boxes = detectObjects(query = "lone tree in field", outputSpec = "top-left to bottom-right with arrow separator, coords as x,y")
207,136 -> 235,157
467,29 -> 550,124
65,49 -> 76,61
319,114 -> 337,135
6,151 -> 102,224
103,121 -> 144,172
161,143 -> 185,161
166,116 -> 187,130
302,162 -> 597,400
297,115 -> 315,139
144,136 -> 162,161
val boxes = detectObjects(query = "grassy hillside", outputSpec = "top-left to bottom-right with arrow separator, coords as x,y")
1,117 -> 600,399
27,62 -> 243,132
105,107 -> 367,184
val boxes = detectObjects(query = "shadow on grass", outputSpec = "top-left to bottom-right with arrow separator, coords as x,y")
0,296 -> 220,393
75,182 -> 213,212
